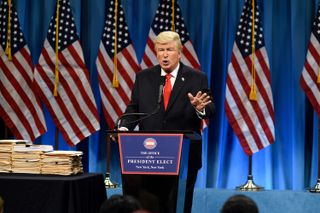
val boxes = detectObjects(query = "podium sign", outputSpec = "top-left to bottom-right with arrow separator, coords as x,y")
118,133 -> 183,175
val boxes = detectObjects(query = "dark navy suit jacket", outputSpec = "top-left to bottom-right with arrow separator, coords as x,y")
123,63 -> 214,132
122,62 -> 214,170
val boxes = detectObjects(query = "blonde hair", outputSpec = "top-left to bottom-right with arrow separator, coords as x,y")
154,31 -> 182,51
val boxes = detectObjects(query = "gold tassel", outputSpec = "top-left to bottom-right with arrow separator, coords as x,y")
249,83 -> 257,100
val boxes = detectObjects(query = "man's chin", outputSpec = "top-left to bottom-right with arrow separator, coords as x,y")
161,65 -> 171,71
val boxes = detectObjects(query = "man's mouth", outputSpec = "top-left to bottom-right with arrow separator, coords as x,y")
162,60 -> 169,66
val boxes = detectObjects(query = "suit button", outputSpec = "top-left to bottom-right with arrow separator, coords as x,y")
163,120 -> 166,124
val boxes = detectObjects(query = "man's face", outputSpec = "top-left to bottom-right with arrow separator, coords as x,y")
155,41 -> 181,73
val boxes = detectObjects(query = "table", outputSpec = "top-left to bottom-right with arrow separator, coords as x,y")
0,173 -> 106,213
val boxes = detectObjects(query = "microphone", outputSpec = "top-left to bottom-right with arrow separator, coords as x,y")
157,76 -> 166,104
115,76 -> 166,130
114,112 -> 148,130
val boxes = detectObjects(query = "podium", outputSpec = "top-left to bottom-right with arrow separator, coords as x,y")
108,130 -> 201,213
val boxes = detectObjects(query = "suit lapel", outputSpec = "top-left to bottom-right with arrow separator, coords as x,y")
166,64 -> 187,112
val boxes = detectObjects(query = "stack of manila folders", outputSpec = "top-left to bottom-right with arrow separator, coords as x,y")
0,139 -> 83,175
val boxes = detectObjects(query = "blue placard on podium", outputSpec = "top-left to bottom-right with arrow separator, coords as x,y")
118,133 -> 183,175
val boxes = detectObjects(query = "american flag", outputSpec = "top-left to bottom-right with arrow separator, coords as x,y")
225,0 -> 275,155
300,5 -> 320,116
34,0 -> 100,146
140,0 -> 200,70
96,0 -> 140,128
0,0 -> 47,141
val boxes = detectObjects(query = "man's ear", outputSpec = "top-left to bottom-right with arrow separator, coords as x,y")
178,51 -> 182,59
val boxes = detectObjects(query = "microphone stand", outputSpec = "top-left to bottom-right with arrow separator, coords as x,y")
105,79 -> 165,188
115,81 -> 165,130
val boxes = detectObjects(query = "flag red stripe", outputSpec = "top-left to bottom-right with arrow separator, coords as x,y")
226,75 -> 264,152
245,50 -> 274,125
225,1 -> 274,154
35,53 -> 85,143
66,44 -> 100,119
99,76 -> 122,128
122,47 -> 140,73
147,37 -> 157,55
224,100 -> 253,155
304,59 -> 320,91
56,56 -> 97,133
142,39 -> 157,68
300,72 -> 320,115
116,56 -> 134,92
66,42 -> 87,69
19,47 -> 34,72
33,74 -> 79,146
306,43 -> 320,92
9,57 -> 46,133
232,53 -> 274,143
308,41 -> 320,67
0,74 -> 35,141
97,50 -> 130,105
97,71 -> 123,116
182,45 -> 200,69
255,50 -> 275,122
66,44 -> 101,120
101,102 -> 115,128
60,46 -> 99,117
0,105 -> 23,139
242,53 -> 275,143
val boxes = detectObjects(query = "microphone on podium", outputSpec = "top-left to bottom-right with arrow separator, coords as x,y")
114,76 -> 166,130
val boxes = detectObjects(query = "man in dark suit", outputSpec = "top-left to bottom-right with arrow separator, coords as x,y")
120,31 -> 214,213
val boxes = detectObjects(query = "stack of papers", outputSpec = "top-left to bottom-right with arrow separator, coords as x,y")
41,151 -> 83,175
11,145 -> 53,174
0,140 -> 29,173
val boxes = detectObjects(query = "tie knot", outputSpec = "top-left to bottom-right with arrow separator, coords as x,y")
165,74 -> 171,80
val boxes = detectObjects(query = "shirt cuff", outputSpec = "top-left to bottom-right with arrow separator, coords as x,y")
118,126 -> 129,131
195,108 -> 206,118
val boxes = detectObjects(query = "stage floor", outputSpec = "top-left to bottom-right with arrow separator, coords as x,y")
107,187 -> 320,213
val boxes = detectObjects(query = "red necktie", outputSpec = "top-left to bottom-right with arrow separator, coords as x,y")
163,74 -> 172,110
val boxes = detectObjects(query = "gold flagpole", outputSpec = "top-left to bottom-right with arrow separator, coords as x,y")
171,0 -> 175,31
53,0 -> 61,149
105,0 -> 118,188
249,0 -> 257,101
53,0 -> 61,96
112,0 -> 119,88
237,0 -> 263,191
5,0 -> 12,61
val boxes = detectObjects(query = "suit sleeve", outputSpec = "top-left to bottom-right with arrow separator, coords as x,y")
200,73 -> 215,119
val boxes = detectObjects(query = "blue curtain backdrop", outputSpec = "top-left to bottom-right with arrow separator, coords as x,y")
6,0 -> 320,190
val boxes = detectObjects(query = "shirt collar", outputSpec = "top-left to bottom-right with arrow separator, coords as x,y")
161,63 -> 180,78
